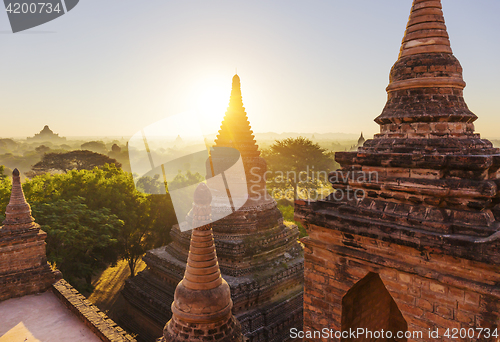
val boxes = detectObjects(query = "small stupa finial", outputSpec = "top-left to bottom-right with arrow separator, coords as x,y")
2,168 -> 36,231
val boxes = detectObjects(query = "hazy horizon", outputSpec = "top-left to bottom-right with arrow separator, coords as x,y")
5,130 -> 500,142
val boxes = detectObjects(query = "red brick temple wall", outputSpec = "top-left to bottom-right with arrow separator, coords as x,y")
299,222 -> 500,341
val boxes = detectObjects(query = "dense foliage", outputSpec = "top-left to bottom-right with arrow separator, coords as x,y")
0,164 -> 178,293
262,137 -> 336,200
81,141 -> 107,154
31,150 -> 121,174
31,198 -> 122,292
278,204 -> 307,238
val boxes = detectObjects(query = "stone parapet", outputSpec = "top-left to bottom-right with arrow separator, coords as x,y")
52,279 -> 137,342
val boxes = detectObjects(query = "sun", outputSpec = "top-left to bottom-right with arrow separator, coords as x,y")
190,78 -> 231,135
197,86 -> 228,119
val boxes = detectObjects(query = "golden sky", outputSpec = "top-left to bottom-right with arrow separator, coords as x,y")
0,0 -> 499,139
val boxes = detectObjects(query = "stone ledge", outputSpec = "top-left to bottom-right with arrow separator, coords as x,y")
295,200 -> 500,265
52,279 -> 137,342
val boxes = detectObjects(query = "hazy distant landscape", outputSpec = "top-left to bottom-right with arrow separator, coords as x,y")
0,126 -> 364,176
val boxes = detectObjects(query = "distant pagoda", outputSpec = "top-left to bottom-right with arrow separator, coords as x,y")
122,75 -> 304,342
27,125 -> 66,142
357,132 -> 365,146
350,132 -> 366,151
174,135 -> 183,145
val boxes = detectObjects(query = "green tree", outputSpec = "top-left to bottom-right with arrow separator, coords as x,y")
136,174 -> 166,194
35,145 -> 51,154
81,141 -> 107,154
262,137 -> 335,200
31,197 -> 122,293
168,170 -> 204,191
277,204 -> 307,238
22,164 -> 177,277
0,166 -> 11,218
30,150 -> 121,175
0,165 -> 7,180
145,194 -> 177,247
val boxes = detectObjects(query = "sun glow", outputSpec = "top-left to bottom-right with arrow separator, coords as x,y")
190,77 -> 231,135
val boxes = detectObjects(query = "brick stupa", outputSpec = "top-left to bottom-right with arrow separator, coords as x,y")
296,0 -> 500,338
0,168 -> 61,301
159,183 -> 244,342
122,75 -> 304,342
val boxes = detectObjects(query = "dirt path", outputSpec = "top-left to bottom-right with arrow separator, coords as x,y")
88,259 -> 146,320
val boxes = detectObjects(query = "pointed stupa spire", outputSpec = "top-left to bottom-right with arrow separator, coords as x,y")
375,0 -> 476,125
161,183 -> 244,342
1,169 -> 36,231
399,0 -> 452,58
214,75 -> 260,159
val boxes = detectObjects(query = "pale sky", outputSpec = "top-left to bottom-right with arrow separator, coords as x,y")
0,0 -> 499,139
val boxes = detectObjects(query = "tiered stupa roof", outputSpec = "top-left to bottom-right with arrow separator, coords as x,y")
214,75 -> 260,159
376,0 -> 475,126
160,183 -> 244,342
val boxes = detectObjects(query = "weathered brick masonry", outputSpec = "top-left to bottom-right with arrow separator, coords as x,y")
296,0 -> 500,341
